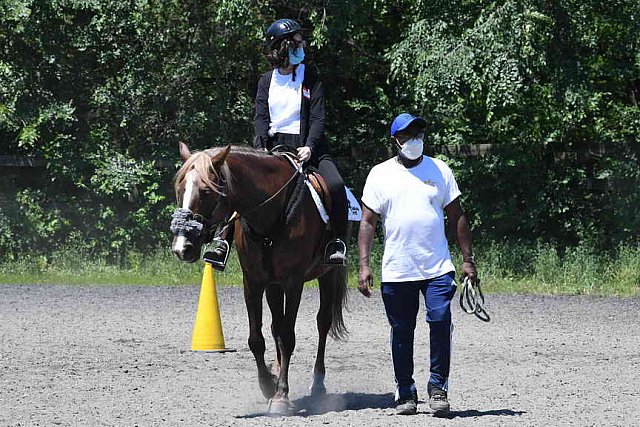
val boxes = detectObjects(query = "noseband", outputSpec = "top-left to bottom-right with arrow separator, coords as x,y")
170,208 -> 217,247
171,190 -> 229,248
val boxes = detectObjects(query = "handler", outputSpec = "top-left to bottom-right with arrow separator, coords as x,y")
207,18 -> 348,269
357,112 -> 478,416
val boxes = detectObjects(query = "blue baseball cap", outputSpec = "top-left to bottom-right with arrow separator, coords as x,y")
390,113 -> 427,136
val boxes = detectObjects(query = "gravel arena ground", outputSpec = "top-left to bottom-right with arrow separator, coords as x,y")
1,283 -> 639,426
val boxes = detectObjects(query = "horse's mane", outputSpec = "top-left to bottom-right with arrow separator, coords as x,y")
219,145 -> 273,158
173,145 -> 281,199
173,149 -> 227,198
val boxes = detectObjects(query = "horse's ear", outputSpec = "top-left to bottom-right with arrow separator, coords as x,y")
210,144 -> 231,169
178,141 -> 191,162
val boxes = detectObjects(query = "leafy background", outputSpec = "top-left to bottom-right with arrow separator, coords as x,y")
1,0 -> 638,261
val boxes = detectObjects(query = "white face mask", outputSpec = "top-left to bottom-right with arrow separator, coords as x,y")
397,138 -> 423,160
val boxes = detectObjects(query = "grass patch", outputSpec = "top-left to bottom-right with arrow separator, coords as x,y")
0,247 -> 240,286
471,241 -> 640,297
1,240 -> 638,297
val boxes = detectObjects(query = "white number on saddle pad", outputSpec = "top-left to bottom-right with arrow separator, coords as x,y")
345,187 -> 362,221
306,184 -> 363,223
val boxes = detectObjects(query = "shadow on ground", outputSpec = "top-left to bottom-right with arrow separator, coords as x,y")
236,392 -> 395,418
448,409 -> 526,419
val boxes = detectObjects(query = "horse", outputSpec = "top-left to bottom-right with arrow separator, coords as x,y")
170,142 -> 348,414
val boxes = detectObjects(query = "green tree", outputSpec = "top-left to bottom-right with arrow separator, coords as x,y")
0,0 -> 638,259
388,0 -> 640,247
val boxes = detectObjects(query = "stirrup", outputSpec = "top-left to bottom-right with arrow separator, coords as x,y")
202,239 -> 230,271
324,238 -> 347,266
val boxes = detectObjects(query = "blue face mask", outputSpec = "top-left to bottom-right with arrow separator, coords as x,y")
288,47 -> 305,65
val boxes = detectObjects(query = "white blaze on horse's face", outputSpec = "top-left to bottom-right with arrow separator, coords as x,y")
172,169 -> 198,254
182,169 -> 198,210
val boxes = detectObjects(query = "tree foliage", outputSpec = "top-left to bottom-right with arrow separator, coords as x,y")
389,0 -> 640,246
0,0 -> 638,258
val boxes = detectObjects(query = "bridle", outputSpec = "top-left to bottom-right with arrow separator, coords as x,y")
170,207 -> 216,247
170,154 -> 300,245
170,168 -> 230,247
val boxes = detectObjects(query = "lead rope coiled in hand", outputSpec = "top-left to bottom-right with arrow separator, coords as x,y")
459,276 -> 490,322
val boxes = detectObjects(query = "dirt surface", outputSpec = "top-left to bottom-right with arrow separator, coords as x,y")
1,283 -> 639,426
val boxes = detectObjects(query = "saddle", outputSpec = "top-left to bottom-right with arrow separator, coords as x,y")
306,171 -> 332,219
269,147 -> 333,222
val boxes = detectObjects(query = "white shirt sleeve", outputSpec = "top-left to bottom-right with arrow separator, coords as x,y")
441,162 -> 461,208
361,170 -> 382,214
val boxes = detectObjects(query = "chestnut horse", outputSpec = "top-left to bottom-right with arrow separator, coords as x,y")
170,142 -> 348,414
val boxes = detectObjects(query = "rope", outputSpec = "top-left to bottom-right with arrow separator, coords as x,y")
459,276 -> 491,322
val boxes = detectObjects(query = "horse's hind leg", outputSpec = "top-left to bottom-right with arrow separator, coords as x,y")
309,272 -> 334,396
243,279 -> 277,400
311,266 -> 348,395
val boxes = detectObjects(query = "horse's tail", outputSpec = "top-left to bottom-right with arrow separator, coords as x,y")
328,265 -> 349,340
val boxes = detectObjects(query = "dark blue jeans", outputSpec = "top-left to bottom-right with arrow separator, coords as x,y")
381,272 -> 456,401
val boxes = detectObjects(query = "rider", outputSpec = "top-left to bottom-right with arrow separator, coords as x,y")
206,18 -> 348,269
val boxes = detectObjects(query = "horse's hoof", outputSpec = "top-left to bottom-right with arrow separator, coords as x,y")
259,374 -> 277,399
309,383 -> 326,396
309,371 -> 326,396
260,384 -> 277,400
268,398 -> 291,415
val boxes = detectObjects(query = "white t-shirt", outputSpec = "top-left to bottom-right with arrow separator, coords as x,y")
268,64 -> 305,136
361,156 -> 461,282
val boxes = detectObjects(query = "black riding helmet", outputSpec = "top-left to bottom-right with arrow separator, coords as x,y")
266,19 -> 303,49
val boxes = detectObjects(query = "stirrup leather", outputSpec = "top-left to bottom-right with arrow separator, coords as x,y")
202,239 -> 230,271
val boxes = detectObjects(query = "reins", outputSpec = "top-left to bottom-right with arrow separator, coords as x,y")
205,151 -> 300,231
459,276 -> 491,322
241,162 -> 300,218
225,152 -> 302,250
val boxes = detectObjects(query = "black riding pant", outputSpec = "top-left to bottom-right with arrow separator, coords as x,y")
272,132 -> 348,239
315,157 -> 348,239
215,135 -> 348,244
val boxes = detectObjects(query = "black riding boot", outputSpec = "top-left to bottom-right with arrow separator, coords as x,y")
203,220 -> 236,271
324,192 -> 348,266
316,157 -> 348,266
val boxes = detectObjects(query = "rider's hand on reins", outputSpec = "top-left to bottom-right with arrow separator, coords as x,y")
358,266 -> 374,298
297,146 -> 311,162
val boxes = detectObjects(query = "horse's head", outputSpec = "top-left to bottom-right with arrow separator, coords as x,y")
170,142 -> 232,262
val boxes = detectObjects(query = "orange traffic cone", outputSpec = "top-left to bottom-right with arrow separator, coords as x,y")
191,262 -> 235,352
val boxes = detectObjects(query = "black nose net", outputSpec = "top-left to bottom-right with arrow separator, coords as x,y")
170,208 -> 205,246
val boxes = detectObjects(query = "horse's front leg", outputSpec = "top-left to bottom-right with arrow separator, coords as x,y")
265,283 -> 284,378
243,280 -> 276,400
268,282 -> 303,415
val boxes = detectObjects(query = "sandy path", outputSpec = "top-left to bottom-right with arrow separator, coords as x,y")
1,283 -> 639,426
